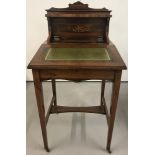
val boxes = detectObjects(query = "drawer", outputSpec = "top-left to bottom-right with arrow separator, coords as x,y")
39,69 -> 114,81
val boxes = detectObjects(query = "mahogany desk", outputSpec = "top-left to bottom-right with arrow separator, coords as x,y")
27,1 -> 127,153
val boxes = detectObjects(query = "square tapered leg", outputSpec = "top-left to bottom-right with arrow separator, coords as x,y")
100,80 -> 105,106
32,70 -> 49,152
51,79 -> 57,107
106,71 -> 122,153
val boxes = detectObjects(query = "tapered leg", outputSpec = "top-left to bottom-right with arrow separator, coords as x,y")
100,80 -> 105,106
51,79 -> 57,107
106,71 -> 122,153
32,70 -> 49,152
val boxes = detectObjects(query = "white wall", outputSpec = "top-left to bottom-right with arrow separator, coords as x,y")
26,0 -> 128,81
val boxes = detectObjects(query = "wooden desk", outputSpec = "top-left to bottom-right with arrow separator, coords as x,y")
27,1 -> 127,153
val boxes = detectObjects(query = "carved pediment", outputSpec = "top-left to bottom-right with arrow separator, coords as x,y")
46,1 -> 111,12
69,1 -> 88,9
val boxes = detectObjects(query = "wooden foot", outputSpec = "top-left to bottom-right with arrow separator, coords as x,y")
45,146 -> 50,152
106,146 -> 112,153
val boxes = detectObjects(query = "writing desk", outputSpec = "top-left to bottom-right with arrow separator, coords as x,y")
27,1 -> 127,153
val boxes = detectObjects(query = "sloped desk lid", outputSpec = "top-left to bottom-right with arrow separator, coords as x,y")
45,48 -> 111,61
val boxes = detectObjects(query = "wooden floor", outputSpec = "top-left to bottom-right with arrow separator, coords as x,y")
26,81 -> 128,155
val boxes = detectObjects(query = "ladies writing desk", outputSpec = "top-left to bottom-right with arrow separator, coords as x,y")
27,1 -> 127,153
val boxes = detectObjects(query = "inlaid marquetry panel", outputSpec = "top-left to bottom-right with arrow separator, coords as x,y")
51,18 -> 107,43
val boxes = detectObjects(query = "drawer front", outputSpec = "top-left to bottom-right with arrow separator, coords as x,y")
39,69 -> 114,81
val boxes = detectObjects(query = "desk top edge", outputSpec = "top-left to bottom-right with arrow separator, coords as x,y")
27,42 -> 127,70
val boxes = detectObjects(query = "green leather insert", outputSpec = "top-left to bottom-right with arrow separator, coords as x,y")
45,48 -> 111,61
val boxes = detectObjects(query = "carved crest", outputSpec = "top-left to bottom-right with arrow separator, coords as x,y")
69,1 -> 88,9
46,1 -> 111,12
